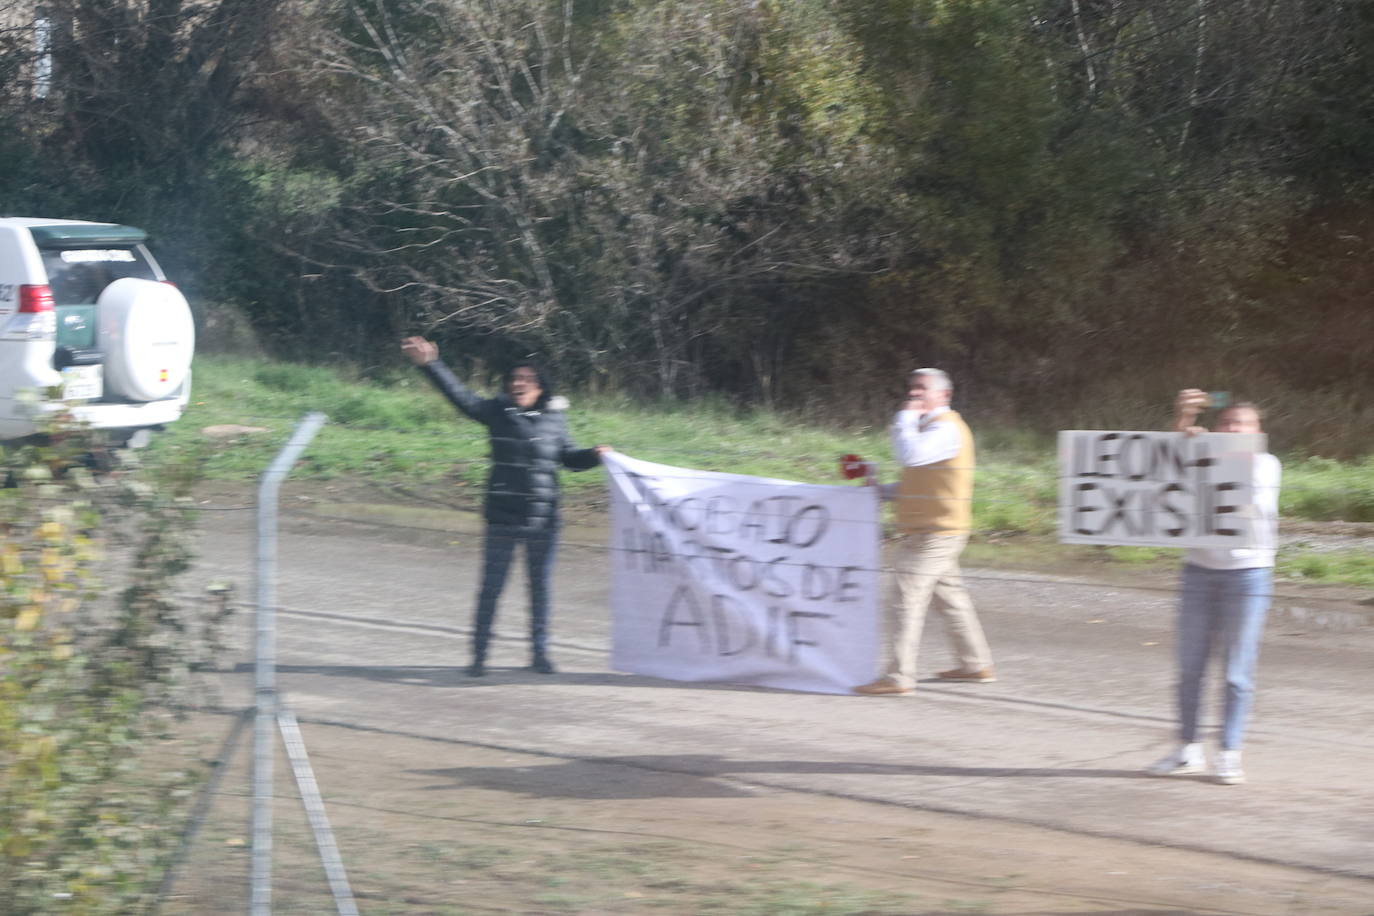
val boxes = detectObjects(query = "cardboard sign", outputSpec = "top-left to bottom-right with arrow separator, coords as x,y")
1058,430 -> 1268,548
604,453 -> 881,694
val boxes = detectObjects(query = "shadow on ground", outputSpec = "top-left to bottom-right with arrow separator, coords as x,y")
232,662 -> 829,693
407,753 -> 1147,800
1019,912 -> 1206,916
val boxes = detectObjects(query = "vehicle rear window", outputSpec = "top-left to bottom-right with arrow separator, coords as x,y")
40,246 -> 159,305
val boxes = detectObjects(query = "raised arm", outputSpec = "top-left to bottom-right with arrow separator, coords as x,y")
889,409 -> 960,466
1173,388 -> 1209,436
402,336 -> 486,423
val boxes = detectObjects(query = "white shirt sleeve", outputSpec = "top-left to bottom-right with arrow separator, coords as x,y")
1252,453 -> 1282,551
889,408 -> 961,467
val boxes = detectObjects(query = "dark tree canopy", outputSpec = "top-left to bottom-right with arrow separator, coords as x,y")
2,0 -> 1371,452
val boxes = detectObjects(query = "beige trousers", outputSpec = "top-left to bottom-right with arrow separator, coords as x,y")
883,533 -> 992,687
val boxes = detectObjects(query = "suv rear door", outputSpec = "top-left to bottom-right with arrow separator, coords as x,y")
32,224 -> 165,395
34,223 -> 164,346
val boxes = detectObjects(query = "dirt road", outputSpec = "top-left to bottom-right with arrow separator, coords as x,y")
163,481 -> 1374,915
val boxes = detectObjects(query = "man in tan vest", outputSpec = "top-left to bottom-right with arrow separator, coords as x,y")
855,368 -> 995,696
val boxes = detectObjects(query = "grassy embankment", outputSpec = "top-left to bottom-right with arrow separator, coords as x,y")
149,356 -> 1374,589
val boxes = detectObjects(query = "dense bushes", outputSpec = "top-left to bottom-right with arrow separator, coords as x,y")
1,0 -> 1371,453
0,407 -> 223,912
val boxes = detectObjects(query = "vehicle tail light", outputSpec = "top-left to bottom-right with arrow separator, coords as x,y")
19,284 -> 55,313
1,286 -> 56,340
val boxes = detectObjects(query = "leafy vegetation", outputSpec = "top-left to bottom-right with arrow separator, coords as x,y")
1281,457 -> 1374,523
155,356 -> 1374,589
0,402 -> 225,912
1278,549 -> 1374,588
1,0 -> 1371,456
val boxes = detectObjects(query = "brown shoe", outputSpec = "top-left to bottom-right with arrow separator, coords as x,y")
853,678 -> 915,696
936,666 -> 996,683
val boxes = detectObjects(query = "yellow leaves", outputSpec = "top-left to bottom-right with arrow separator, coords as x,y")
1,408 -> 214,907
17,735 -> 59,787
19,734 -> 61,788
72,535 -> 101,564
22,808 -> 52,829
0,418 -> 213,903
23,734 -> 56,757
2,522 -> 95,606
39,548 -> 72,583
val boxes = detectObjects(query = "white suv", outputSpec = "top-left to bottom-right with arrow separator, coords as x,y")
0,217 -> 195,446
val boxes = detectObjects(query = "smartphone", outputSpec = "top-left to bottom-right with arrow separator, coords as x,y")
1207,391 -> 1231,409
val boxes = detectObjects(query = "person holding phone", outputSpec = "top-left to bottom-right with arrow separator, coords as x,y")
1146,389 -> 1281,784
401,336 -> 612,676
854,368 -> 995,695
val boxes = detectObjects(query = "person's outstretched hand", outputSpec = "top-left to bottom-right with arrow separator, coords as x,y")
401,336 -> 438,366
1174,388 -> 1209,435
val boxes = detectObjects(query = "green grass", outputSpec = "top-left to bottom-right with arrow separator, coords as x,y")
1104,545 -> 1182,566
149,356 -> 1373,587
1278,549 -> 1374,588
148,356 -> 906,496
1281,456 -> 1374,522
153,356 -> 1056,517
971,457 -> 1057,535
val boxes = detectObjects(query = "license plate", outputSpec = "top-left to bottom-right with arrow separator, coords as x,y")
61,365 -> 103,401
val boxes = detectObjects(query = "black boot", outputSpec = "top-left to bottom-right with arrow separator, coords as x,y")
530,653 -> 556,674
466,659 -> 487,677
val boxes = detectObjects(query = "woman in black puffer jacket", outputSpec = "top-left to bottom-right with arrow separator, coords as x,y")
402,337 -> 611,676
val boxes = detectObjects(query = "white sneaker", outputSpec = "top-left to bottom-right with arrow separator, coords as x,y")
1214,750 -> 1245,785
1145,742 -> 1206,777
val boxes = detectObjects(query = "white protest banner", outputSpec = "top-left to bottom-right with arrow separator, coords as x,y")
1058,430 -> 1268,548
604,452 -> 881,694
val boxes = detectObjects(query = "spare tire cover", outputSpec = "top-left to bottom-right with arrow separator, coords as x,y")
97,278 -> 195,402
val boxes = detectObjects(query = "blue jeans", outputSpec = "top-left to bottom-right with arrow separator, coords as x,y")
1176,564 -> 1272,750
472,525 -> 559,663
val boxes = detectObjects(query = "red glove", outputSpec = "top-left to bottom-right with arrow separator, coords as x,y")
839,454 -> 868,480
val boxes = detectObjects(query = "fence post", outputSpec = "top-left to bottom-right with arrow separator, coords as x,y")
251,412 -> 327,915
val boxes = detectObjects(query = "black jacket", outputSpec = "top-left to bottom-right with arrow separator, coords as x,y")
421,360 -> 601,528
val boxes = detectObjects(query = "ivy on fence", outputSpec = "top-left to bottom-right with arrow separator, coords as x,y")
0,398 -> 228,914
